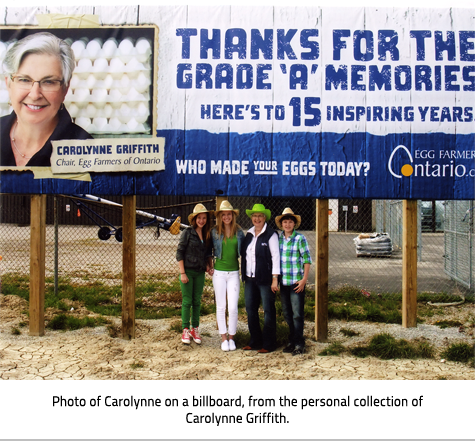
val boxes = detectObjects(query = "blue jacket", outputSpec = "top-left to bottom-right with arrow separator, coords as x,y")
211,227 -> 245,260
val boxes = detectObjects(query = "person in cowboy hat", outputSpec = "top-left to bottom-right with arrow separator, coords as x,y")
210,200 -> 245,352
275,208 -> 312,356
176,203 -> 214,345
240,203 -> 280,353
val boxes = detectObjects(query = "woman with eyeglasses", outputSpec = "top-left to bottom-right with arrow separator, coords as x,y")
1,32 -> 92,167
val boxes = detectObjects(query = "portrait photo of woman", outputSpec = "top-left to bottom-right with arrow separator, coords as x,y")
1,32 -> 93,167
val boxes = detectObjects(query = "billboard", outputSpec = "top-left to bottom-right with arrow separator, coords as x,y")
0,6 -> 474,199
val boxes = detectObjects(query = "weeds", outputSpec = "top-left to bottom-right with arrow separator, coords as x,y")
46,314 -> 107,331
11,327 -> 21,335
130,361 -> 145,369
441,342 -> 474,363
434,320 -> 463,329
340,328 -> 359,337
349,333 -> 435,360
170,320 -> 182,333
319,342 -> 346,356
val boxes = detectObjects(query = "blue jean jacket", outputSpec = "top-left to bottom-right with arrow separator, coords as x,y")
211,227 -> 245,259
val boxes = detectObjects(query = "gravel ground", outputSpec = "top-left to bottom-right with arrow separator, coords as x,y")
1,293 -> 474,380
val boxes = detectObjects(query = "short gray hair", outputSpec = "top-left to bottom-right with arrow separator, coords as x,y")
3,32 -> 75,85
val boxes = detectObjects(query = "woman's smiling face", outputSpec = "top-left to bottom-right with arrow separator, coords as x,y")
7,53 -> 68,128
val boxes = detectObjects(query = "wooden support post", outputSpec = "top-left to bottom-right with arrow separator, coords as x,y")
122,195 -> 136,340
315,199 -> 329,342
402,199 -> 418,328
30,195 -> 46,336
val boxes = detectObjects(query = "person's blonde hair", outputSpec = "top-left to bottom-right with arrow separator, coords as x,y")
215,212 -> 239,239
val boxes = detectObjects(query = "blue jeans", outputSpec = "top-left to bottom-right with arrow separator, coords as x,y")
280,284 -> 305,348
244,277 -> 276,351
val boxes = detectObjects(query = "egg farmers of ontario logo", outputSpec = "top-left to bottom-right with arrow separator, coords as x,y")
388,145 -> 475,179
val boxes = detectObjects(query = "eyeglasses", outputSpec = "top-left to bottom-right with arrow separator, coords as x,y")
10,75 -> 64,92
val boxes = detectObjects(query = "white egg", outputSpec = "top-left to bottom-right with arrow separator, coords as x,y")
68,103 -> 79,117
76,117 -> 92,130
109,117 -> 122,131
86,103 -> 97,118
135,38 -> 152,63
71,40 -> 86,59
103,74 -> 114,89
91,88 -> 108,106
73,88 -> 91,105
86,123 -> 97,133
76,58 -> 93,79
132,72 -> 151,93
126,118 -> 139,131
118,74 -> 131,94
109,58 -> 125,78
85,74 -> 97,90
133,102 -> 149,123
118,38 -> 135,63
108,89 -> 123,107
69,74 -> 81,89
93,117 -> 108,130
86,38 -> 103,60
102,38 -> 118,58
93,58 -> 109,80
103,104 -> 113,118
118,38 -> 134,54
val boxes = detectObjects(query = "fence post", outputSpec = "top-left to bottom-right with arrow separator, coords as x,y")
315,199 -> 329,342
402,199 -> 417,328
122,195 -> 136,339
30,194 -> 46,336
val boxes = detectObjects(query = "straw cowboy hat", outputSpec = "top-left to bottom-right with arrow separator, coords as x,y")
188,203 -> 213,225
275,208 -> 301,230
245,203 -> 271,221
216,200 -> 239,216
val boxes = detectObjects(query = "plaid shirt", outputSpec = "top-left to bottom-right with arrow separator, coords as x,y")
278,230 -> 312,286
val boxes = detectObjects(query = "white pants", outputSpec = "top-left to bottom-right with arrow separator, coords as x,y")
212,270 -> 240,335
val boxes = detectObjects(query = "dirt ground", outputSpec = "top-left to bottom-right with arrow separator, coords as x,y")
1,293 -> 474,380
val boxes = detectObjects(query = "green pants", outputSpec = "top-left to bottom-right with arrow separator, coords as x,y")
180,269 -> 205,329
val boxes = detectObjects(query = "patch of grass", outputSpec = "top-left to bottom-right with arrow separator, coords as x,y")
232,329 -> 250,349
46,313 -> 107,331
319,342 -> 346,356
200,303 -> 216,316
1,273 -> 30,300
340,328 -> 359,337
170,320 -> 183,333
11,327 -> 21,335
434,320 -> 463,329
18,321 -> 27,328
130,361 -> 145,369
441,342 -> 474,363
348,333 -> 435,360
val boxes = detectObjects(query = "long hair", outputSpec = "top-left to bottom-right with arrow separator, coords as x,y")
191,213 -> 212,244
215,212 -> 239,239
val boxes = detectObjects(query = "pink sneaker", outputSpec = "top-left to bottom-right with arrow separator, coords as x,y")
189,327 -> 202,344
181,328 -> 190,344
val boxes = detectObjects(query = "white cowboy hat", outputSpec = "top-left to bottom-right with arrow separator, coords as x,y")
275,208 -> 301,230
188,203 -> 213,225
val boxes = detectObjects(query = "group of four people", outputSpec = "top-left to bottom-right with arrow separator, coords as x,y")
176,201 -> 312,356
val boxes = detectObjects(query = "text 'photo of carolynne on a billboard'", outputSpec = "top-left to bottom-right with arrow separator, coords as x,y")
1,32 -> 93,167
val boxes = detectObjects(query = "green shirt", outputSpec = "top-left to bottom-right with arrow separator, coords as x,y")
214,235 -> 239,271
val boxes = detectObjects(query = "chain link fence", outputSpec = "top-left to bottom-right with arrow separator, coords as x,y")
1,195 -> 474,298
